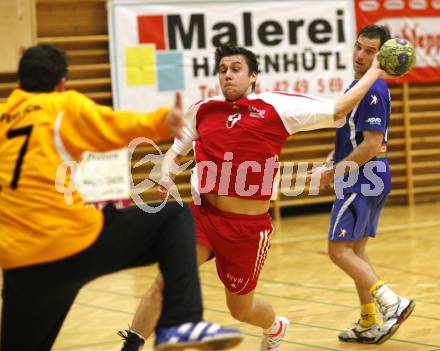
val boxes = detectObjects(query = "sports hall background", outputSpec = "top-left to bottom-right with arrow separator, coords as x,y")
1,0 -> 439,225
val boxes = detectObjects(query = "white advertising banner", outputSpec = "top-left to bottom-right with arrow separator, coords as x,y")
108,0 -> 355,111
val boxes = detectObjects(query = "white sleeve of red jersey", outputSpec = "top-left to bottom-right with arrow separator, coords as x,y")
258,92 -> 342,134
171,102 -> 200,155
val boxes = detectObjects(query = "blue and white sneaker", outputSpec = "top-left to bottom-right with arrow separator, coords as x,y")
338,321 -> 382,344
155,321 -> 243,350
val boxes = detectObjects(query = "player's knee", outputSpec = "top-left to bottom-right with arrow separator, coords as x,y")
328,244 -> 348,264
228,304 -> 253,323
353,246 -> 366,257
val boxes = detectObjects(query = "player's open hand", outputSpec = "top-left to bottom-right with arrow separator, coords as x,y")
167,91 -> 183,136
372,53 -> 406,80
305,165 -> 334,192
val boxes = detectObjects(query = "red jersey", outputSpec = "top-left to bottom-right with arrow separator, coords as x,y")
172,92 -> 341,200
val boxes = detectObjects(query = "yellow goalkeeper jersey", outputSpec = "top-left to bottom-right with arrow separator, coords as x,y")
0,89 -> 171,269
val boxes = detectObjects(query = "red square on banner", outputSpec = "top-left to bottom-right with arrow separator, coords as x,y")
137,15 -> 166,50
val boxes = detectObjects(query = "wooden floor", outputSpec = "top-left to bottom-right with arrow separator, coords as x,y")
3,202 -> 440,350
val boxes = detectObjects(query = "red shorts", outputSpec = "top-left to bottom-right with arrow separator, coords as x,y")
190,198 -> 273,295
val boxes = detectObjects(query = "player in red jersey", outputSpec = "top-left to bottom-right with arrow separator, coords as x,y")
157,44 -> 392,350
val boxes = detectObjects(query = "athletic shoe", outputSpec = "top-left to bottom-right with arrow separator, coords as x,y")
338,321 -> 382,344
118,330 -> 145,351
154,321 -> 243,350
375,297 -> 415,344
259,316 -> 289,351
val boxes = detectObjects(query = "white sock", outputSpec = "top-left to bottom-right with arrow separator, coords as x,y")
263,317 -> 279,334
373,284 -> 399,307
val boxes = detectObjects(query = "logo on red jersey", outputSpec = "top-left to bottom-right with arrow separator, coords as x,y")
226,113 -> 242,128
248,106 -> 266,119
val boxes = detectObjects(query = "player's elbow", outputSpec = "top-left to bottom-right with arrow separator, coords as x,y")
363,139 -> 383,158
332,102 -> 347,123
373,142 -> 383,154
332,110 -> 346,124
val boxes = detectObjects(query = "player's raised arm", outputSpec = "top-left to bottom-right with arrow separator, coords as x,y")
333,53 -> 403,122
333,55 -> 379,122
159,96 -> 200,198
159,148 -> 184,199
166,91 -> 184,136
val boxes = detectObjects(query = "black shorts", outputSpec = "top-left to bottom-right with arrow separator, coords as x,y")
1,203 -> 202,351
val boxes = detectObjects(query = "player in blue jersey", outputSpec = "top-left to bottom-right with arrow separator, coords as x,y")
310,25 -> 415,344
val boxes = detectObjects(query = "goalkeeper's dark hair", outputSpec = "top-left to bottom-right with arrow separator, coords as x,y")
19,45 -> 67,92
358,25 -> 391,48
215,44 -> 259,90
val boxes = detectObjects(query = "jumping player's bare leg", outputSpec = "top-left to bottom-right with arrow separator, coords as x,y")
129,275 -> 164,338
196,241 -> 275,328
128,243 -> 280,344
225,289 -> 275,329
128,243 -> 212,340
197,243 -> 213,265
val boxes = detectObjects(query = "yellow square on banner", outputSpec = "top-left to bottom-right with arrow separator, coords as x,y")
125,47 -> 156,86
